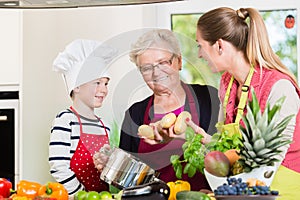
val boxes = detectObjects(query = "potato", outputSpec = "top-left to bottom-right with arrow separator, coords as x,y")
160,113 -> 177,128
138,124 -> 154,139
174,111 -> 192,134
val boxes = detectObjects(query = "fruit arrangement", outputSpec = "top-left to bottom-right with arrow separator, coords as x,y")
214,177 -> 279,196
170,89 -> 293,197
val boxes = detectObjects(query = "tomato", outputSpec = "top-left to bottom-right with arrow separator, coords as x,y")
85,191 -> 101,200
74,190 -> 88,200
98,191 -> 112,200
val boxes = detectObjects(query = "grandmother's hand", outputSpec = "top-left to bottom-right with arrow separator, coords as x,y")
139,122 -> 185,145
185,118 -> 211,144
93,144 -> 110,172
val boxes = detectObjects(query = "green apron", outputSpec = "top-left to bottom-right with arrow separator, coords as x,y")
219,67 -> 300,199
217,67 -> 254,136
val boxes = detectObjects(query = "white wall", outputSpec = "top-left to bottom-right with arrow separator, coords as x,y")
0,10 -> 21,86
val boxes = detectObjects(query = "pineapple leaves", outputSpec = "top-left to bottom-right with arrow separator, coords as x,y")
253,138 -> 265,150
239,88 -> 293,172
273,114 -> 294,134
248,88 -> 260,120
268,96 -> 286,122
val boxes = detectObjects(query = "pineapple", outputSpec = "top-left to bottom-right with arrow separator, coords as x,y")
238,89 -> 294,173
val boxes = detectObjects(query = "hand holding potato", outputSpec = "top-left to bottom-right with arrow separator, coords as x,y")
138,111 -> 192,144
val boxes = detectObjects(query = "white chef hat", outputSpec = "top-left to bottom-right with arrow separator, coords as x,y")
53,39 -> 118,95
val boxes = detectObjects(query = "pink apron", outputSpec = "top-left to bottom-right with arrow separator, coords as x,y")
70,106 -> 109,192
138,84 -> 211,190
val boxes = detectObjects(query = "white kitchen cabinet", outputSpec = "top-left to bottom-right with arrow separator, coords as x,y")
0,10 -> 22,86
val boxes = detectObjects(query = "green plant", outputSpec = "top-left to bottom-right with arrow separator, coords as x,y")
239,89 -> 293,172
170,127 -> 208,179
206,131 -> 243,152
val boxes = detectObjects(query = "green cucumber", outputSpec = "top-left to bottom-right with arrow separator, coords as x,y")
176,191 -> 211,200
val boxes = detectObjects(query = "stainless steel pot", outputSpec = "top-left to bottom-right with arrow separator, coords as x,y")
100,147 -> 159,189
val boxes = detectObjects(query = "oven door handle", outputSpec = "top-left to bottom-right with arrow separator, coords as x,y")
0,115 -> 8,121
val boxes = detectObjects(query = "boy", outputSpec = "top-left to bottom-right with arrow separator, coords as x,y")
49,39 -> 117,195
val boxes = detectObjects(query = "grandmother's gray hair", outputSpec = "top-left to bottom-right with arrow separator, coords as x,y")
129,29 -> 181,66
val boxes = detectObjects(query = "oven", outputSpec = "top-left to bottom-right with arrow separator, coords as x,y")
0,91 -> 19,187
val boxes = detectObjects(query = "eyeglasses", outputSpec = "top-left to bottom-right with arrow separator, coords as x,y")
139,55 -> 175,75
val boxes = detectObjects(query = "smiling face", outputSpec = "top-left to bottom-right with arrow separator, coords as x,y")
196,29 -> 225,73
75,77 -> 109,109
137,48 -> 182,95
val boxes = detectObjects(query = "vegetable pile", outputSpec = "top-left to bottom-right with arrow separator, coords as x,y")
0,179 -> 68,200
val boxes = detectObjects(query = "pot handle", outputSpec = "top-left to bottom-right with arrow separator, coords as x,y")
122,178 -> 170,198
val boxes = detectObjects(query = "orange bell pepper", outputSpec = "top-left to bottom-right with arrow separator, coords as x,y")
15,180 -> 42,199
38,182 -> 68,200
167,180 -> 191,200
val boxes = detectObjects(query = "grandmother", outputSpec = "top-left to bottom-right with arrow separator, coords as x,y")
94,29 -> 219,190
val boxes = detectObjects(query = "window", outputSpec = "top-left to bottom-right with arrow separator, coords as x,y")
156,1 -> 299,86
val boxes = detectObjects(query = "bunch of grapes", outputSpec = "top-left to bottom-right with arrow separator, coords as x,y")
214,177 -> 279,196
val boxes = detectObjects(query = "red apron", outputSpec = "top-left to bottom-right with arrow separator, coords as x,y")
70,107 -> 109,192
138,84 -> 210,190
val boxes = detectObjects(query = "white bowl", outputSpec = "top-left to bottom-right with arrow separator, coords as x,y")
204,165 -> 277,191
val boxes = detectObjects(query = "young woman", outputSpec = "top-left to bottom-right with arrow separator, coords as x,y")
189,7 -> 300,199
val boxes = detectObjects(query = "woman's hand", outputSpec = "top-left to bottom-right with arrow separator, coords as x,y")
185,118 -> 211,144
93,144 -> 110,172
138,122 -> 185,145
